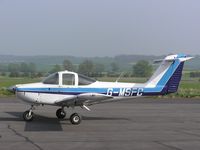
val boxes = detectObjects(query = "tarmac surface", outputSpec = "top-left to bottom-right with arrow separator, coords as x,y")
0,97 -> 200,150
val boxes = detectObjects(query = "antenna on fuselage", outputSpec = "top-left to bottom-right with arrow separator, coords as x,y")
115,72 -> 124,82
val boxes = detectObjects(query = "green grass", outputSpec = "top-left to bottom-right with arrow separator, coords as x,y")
0,77 -> 39,88
0,76 -> 40,88
173,78 -> 200,98
0,76 -> 41,96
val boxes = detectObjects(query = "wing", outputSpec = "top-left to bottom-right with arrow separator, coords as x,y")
55,93 -> 113,107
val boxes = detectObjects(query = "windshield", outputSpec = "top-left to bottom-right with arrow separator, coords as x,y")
43,73 -> 59,84
78,74 -> 96,85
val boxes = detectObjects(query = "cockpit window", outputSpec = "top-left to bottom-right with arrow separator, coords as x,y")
78,74 -> 96,85
43,73 -> 59,84
62,74 -> 75,85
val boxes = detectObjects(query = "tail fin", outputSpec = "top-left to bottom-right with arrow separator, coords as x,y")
145,54 -> 193,94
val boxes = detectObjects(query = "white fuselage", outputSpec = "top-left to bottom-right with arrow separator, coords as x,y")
16,81 -> 144,106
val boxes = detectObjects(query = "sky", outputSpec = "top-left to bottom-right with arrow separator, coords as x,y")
0,0 -> 199,57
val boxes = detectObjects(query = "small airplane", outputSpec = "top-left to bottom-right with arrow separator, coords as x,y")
8,54 -> 192,125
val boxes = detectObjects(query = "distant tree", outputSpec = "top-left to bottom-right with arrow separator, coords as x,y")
123,72 -> 131,77
133,60 -> 152,77
50,64 -> 62,73
0,64 -> 7,72
8,63 -> 20,72
9,72 -> 19,77
63,59 -> 73,71
30,73 -> 37,78
20,62 -> 29,73
0,64 -> 2,72
1,72 -> 6,76
36,72 -> 44,78
110,62 -> 119,72
94,63 -> 105,77
18,62 -> 37,77
29,63 -> 36,73
190,71 -> 200,78
8,63 -> 20,77
22,72 -> 30,77
78,60 -> 94,76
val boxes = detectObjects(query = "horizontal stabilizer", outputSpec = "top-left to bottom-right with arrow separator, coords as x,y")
153,55 -> 193,64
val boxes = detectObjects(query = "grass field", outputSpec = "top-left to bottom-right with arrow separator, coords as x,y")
0,76 -> 199,98
174,79 -> 200,98
0,76 -> 41,96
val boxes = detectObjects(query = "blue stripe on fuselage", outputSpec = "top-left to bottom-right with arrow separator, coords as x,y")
16,87 -> 141,96
17,87 -> 108,95
16,86 -> 160,97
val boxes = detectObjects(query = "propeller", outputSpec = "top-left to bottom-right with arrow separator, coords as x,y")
7,85 -> 17,94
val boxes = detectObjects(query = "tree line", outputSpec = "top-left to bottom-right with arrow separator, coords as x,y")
0,59 -> 153,78
190,71 -> 200,78
49,59 -> 153,78
0,62 -> 40,78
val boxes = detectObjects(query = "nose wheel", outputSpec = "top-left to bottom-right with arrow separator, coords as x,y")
23,105 -> 35,121
23,110 -> 34,121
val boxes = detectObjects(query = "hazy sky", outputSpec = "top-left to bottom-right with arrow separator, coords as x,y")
0,0 -> 199,56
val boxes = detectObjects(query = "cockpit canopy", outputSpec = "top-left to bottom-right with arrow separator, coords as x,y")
42,71 -> 96,86
43,73 -> 59,85
78,74 -> 96,85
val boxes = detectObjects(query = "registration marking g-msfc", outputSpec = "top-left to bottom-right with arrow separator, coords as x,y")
107,88 -> 143,97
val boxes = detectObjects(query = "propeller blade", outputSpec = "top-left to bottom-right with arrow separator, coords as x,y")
7,86 -> 16,93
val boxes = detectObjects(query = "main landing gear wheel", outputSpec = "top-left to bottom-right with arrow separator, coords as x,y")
56,108 -> 66,119
23,110 -> 34,121
70,113 -> 82,125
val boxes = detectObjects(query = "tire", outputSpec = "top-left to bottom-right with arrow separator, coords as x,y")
56,108 -> 66,119
23,110 -> 34,121
70,113 -> 82,125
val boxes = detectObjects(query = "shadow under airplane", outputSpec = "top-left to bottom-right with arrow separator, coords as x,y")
3,112 -> 129,132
